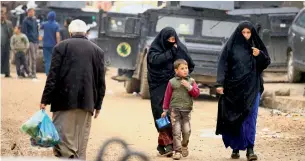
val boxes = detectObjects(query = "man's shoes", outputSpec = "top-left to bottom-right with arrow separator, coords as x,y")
29,75 -> 37,79
181,146 -> 189,157
231,149 -> 240,159
4,75 -> 12,78
173,152 -> 182,160
111,75 -> 129,82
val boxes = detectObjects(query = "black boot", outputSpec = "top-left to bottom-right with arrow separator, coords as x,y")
246,147 -> 258,161
231,149 -> 240,159
157,145 -> 166,155
164,144 -> 173,157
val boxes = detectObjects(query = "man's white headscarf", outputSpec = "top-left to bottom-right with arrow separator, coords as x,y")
69,19 -> 87,34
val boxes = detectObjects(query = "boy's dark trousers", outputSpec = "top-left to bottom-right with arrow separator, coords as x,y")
15,51 -> 30,77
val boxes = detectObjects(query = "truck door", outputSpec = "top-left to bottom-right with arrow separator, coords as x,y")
292,10 -> 305,66
268,13 -> 296,68
95,11 -> 141,70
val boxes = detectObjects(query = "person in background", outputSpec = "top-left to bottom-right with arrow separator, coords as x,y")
161,59 -> 200,160
215,21 -> 270,161
59,17 -> 72,41
40,19 -> 106,160
1,5 -> 14,78
10,26 -> 30,78
22,7 -> 39,79
40,11 -> 60,76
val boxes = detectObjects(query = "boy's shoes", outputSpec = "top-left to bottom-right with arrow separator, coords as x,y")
231,149 -> 240,159
181,146 -> 189,157
173,152 -> 182,160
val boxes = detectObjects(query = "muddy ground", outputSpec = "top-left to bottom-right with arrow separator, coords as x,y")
1,68 -> 305,161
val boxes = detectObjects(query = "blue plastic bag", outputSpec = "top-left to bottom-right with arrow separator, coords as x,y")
21,110 -> 60,147
156,116 -> 171,129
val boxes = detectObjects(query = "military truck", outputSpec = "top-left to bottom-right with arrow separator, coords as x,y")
93,5 -> 250,99
228,7 -> 300,81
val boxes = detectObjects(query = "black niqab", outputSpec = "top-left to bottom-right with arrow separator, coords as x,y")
147,27 -> 194,91
216,21 -> 271,136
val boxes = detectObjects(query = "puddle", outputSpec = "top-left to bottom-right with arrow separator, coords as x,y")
198,128 -> 221,139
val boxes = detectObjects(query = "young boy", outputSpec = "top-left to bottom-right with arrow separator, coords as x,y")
10,26 -> 30,78
161,59 -> 200,160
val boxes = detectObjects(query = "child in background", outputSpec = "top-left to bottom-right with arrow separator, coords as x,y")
10,26 -> 30,78
161,59 -> 200,160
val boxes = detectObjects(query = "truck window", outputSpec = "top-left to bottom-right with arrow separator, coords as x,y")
295,11 -> 305,28
202,20 -> 238,38
269,14 -> 295,34
156,16 -> 195,35
108,17 -> 126,33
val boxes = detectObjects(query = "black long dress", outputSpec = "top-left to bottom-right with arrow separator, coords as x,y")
147,27 -> 194,146
215,21 -> 271,141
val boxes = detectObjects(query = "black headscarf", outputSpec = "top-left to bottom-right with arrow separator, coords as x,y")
147,27 -> 195,91
216,21 -> 270,136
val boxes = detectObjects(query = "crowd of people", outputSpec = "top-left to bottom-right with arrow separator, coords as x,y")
2,4 -> 271,161
1,5 -> 75,79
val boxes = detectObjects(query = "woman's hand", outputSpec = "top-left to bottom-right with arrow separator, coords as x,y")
216,87 -> 224,95
174,43 -> 177,48
252,47 -> 260,57
161,112 -> 167,118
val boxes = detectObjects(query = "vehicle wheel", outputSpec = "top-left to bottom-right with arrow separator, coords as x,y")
125,78 -> 140,94
287,51 -> 301,83
140,54 -> 150,99
36,50 -> 45,73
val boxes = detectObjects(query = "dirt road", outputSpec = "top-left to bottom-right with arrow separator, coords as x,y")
1,68 -> 305,161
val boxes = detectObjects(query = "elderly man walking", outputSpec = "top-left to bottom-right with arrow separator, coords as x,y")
40,19 -> 106,160
22,8 -> 39,79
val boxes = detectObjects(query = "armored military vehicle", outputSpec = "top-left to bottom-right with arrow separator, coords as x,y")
93,3 -> 251,99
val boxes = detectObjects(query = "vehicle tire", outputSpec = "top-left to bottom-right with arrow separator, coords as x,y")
125,78 -> 140,94
36,49 -> 45,73
287,51 -> 301,83
140,54 -> 150,99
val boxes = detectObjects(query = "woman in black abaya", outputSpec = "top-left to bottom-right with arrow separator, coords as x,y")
215,21 -> 270,161
147,27 -> 194,156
